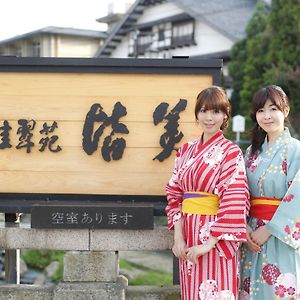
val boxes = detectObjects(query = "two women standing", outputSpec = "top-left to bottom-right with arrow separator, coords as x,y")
166,85 -> 300,299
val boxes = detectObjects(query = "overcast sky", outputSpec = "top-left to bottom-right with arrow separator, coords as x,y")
0,0 -> 134,41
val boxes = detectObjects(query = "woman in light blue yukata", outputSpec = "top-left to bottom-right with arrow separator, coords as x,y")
240,85 -> 300,300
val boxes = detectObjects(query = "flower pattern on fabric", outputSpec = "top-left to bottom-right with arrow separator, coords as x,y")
291,222 -> 300,242
274,273 -> 296,299
199,280 -> 218,299
203,146 -> 224,168
284,225 -> 291,234
186,260 -> 193,276
261,264 -> 281,285
168,169 -> 179,187
199,221 -> 214,243
226,153 -> 244,186
246,153 -> 260,173
284,219 -> 300,248
281,158 -> 287,175
173,212 -> 182,223
243,277 -> 250,293
255,219 -> 266,229
275,285 -> 286,298
215,233 -> 239,241
199,280 -> 235,300
283,193 -> 294,203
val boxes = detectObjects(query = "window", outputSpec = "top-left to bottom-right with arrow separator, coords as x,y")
158,28 -> 165,41
172,20 -> 195,47
32,42 -> 41,57
15,47 -> 22,57
136,28 -> 153,55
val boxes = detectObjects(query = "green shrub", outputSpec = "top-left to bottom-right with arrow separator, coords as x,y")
21,249 -> 64,282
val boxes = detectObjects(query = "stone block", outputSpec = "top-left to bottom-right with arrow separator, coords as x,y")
64,251 -> 119,282
90,226 -> 173,251
0,224 -> 89,250
0,284 -> 54,300
54,276 -> 128,300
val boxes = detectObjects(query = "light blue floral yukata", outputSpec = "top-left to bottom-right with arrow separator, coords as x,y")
240,128 -> 300,300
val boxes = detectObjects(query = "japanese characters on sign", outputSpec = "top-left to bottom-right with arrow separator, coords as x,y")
82,101 -> 129,162
1,100 -> 187,162
31,205 -> 154,229
152,99 -> 187,162
1,120 -> 61,153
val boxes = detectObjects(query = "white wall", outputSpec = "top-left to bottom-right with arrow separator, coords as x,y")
169,21 -> 233,57
137,2 -> 183,24
57,36 -> 101,58
110,36 -> 130,58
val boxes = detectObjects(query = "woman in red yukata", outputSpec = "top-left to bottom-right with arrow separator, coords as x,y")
166,86 -> 249,300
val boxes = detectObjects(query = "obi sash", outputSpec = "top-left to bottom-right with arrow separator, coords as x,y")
182,192 -> 219,215
250,196 -> 281,220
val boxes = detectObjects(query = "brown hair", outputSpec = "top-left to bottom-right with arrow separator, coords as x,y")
250,85 -> 290,155
195,85 -> 231,130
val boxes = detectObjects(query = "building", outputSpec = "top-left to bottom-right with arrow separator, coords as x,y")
0,26 -> 107,58
95,0 -> 257,84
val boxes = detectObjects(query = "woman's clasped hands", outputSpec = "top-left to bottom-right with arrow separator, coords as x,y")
172,237 -> 218,264
246,224 -> 271,253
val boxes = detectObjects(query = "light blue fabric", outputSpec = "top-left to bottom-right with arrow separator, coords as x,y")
240,128 -> 300,300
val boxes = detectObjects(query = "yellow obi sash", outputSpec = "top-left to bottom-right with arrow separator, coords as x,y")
250,196 -> 281,220
182,192 -> 219,215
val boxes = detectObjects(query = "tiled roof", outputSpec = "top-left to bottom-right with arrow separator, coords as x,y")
174,0 -> 256,40
0,26 -> 107,45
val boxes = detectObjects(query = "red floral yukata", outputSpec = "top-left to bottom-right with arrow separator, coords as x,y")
166,131 -> 249,300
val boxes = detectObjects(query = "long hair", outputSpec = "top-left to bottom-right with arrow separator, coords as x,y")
195,86 -> 231,130
250,85 -> 290,155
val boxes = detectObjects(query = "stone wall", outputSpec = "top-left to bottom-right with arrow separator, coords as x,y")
0,224 -> 180,299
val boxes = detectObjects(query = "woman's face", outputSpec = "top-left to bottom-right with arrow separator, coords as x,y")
255,99 -> 286,140
197,107 -> 225,141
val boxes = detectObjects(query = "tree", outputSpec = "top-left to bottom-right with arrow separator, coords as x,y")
230,0 -> 270,115
229,0 -> 300,135
263,0 -> 300,130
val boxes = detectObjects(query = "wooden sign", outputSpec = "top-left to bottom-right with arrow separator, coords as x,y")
0,57 -> 221,208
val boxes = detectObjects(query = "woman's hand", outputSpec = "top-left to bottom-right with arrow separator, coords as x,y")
172,219 -> 187,259
246,224 -> 261,253
172,238 -> 187,260
186,237 -> 218,264
250,225 -> 271,247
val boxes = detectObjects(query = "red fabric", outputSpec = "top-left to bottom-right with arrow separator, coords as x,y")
250,204 -> 279,221
166,131 -> 249,299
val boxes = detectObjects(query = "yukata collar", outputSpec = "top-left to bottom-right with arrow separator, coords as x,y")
262,127 -> 291,150
199,130 -> 223,147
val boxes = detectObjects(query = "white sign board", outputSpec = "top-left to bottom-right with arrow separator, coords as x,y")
232,115 -> 245,132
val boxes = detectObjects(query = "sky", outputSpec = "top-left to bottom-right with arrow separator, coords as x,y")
0,0 -> 134,41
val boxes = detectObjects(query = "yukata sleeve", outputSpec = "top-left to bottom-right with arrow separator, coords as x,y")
165,146 -> 184,230
267,143 -> 300,249
210,145 -> 250,259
